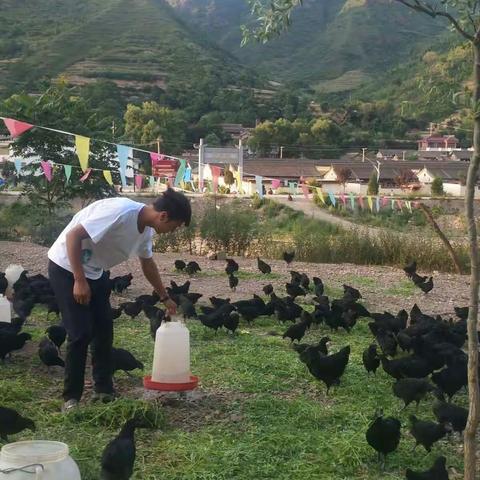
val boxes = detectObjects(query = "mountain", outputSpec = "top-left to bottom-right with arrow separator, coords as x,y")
167,0 -> 446,89
0,0 -> 254,99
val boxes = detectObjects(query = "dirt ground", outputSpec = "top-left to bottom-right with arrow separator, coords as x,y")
0,240 -> 471,316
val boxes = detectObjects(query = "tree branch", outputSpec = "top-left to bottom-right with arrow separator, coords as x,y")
395,0 -> 475,41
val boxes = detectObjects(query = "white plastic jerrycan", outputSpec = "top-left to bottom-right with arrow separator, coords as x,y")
152,318 -> 191,383
5,264 -> 24,298
0,295 -> 11,323
0,441 -> 81,480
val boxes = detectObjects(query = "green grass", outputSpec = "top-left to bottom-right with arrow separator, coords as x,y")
0,297 -> 466,479
384,280 -> 418,297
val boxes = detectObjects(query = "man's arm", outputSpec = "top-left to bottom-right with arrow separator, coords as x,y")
65,225 -> 91,305
139,257 -> 177,314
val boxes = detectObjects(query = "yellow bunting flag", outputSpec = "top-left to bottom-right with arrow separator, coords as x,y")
75,135 -> 90,172
103,170 -> 113,185
234,169 -> 243,194
367,195 -> 373,212
316,187 -> 325,204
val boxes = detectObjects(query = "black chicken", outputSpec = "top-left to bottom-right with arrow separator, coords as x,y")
453,306 -> 468,320
120,301 -> 143,319
0,272 -> 7,295
100,418 -> 150,480
178,295 -> 197,320
406,456 -> 449,480
263,284 -> 274,295
409,415 -> 448,452
210,296 -> 230,308
282,321 -> 308,343
143,305 -> 165,339
431,362 -> 467,401
283,251 -> 295,265
38,337 -> 64,371
403,260 -> 417,278
293,337 -> 330,356
433,391 -> 468,434
135,292 -> 160,307
365,410 -> 401,469
392,378 -> 434,410
185,261 -> 201,275
229,275 -> 239,292
174,260 -> 186,271
225,259 -> 239,275
416,277 -> 434,294
45,325 -> 66,351
343,284 -> 361,300
300,345 -> 350,393
0,406 -> 35,442
312,277 -> 324,297
111,307 -> 122,320
0,332 -> 32,361
285,282 -> 306,298
257,258 -> 272,274
223,312 -> 240,335
112,348 -> 144,376
381,355 -> 433,380
168,280 -> 190,295
362,344 -> 380,375
110,273 -> 133,294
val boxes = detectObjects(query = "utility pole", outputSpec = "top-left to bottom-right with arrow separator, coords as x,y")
402,151 -> 406,161
198,138 -> 204,191
280,146 -> 284,159
362,147 -> 367,163
111,120 -> 116,141
156,138 -> 161,154
238,138 -> 243,194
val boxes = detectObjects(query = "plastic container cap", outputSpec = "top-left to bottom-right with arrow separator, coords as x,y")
1,441 -> 69,464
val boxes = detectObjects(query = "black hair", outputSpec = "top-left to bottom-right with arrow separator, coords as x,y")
153,188 -> 192,226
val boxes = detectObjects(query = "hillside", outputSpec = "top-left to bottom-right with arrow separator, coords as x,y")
0,0 -> 254,99
168,0 -> 446,88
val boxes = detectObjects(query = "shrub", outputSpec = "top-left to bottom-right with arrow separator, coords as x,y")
367,172 -> 379,195
431,177 -> 444,196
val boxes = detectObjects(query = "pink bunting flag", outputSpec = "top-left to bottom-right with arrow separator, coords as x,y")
135,174 -> 143,190
413,201 -> 420,209
271,179 -> 281,189
211,166 -> 222,193
3,118 -> 34,138
301,184 -> 310,200
396,199 -> 403,210
79,168 -> 92,182
340,192 -> 346,205
381,196 -> 389,208
40,160 -> 52,182
358,195 -> 365,209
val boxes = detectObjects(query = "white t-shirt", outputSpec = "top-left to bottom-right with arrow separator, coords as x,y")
48,197 -> 154,280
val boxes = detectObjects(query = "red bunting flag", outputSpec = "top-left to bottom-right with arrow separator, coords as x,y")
79,168 -> 92,182
3,118 -> 34,138
135,174 -> 143,190
358,195 -> 365,209
339,192 -> 346,205
301,184 -> 310,200
211,166 -> 222,193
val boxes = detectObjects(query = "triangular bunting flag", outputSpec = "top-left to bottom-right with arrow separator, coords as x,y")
103,170 -> 113,186
349,192 -> 355,210
358,195 -> 365,209
149,176 -> 155,188
301,184 -> 310,200
135,174 -> 143,190
174,159 -> 187,187
340,192 -> 346,205
3,118 -> 34,138
75,135 -> 90,172
14,159 -> 22,174
40,160 -> 52,182
367,195 -> 373,212
375,196 -> 380,212
64,165 -> 72,183
271,179 -> 281,189
381,196 -> 389,208
328,191 -> 336,207
316,188 -> 325,204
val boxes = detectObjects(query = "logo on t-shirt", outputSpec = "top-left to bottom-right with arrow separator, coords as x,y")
81,249 -> 92,265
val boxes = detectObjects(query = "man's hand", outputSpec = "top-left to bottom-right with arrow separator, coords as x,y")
163,297 -> 177,315
73,278 -> 91,305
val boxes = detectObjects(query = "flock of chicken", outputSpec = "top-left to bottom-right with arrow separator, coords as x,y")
0,253 -> 470,479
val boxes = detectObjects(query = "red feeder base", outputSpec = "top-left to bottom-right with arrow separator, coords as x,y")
143,375 -> 199,392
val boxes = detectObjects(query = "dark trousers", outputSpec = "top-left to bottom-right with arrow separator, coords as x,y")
48,261 -> 113,401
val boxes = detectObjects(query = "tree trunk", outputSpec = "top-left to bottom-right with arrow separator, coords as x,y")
464,42 -> 480,480
417,203 -> 463,274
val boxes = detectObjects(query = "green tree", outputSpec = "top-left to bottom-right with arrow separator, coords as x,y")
0,82 -> 118,214
367,171 -> 379,195
431,176 -> 444,196
124,102 -> 187,155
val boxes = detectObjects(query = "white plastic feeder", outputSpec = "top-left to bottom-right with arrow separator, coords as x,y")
0,295 -> 11,324
0,441 -> 81,479
143,318 -> 198,391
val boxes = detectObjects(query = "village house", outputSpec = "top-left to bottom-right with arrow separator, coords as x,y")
417,134 -> 460,151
